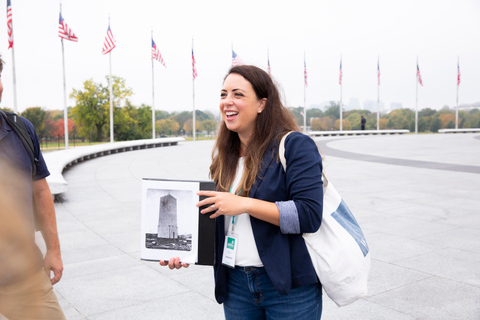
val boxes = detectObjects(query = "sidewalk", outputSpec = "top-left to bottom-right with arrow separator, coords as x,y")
41,133 -> 480,319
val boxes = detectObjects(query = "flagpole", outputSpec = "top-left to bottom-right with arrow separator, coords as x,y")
61,37 -> 69,149
109,51 -> 114,143
11,40 -> 17,114
151,29 -> 156,139
377,55 -> 380,131
303,52 -> 307,133
340,55 -> 343,131
455,56 -> 459,129
192,38 -> 196,142
415,56 -> 419,135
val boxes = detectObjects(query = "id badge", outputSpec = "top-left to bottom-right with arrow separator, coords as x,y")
222,232 -> 238,268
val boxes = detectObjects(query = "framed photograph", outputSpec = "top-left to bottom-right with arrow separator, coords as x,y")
140,178 -> 215,265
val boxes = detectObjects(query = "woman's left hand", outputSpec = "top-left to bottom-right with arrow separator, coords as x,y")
197,191 -> 250,219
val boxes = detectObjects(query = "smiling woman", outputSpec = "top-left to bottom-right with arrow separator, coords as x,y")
195,65 -> 325,319
220,73 -> 266,154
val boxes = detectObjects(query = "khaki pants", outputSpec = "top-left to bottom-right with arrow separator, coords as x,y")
0,270 -> 66,320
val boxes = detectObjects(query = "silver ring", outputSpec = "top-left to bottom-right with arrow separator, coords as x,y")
211,204 -> 216,211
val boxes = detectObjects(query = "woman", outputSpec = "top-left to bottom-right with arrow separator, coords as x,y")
162,65 -> 324,319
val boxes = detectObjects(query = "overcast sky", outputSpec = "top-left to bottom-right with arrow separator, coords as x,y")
1,0 -> 479,115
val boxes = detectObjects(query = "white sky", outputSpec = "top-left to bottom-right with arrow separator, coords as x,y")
1,0 -> 479,114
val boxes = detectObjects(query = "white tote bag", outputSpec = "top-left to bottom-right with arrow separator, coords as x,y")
280,132 -> 371,307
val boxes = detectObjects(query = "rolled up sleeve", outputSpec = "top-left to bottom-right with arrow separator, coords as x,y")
276,200 -> 300,234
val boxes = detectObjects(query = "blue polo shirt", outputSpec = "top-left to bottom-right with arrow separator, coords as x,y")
0,114 -> 50,285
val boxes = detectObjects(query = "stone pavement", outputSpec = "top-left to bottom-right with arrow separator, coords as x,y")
36,134 -> 480,319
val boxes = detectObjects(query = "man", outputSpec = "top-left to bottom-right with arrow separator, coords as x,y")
361,115 -> 366,130
0,55 -> 66,319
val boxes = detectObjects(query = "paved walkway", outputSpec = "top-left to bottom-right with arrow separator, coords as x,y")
36,134 -> 480,319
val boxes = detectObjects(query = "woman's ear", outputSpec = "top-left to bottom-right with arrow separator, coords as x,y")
257,98 -> 267,114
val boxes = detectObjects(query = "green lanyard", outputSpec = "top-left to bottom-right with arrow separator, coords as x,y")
229,185 -> 243,231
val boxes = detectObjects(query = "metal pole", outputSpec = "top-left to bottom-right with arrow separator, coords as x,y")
109,51 -> 114,143
377,56 -> 380,131
340,55 -> 343,131
415,56 -> 418,135
11,42 -> 17,114
61,38 -> 69,149
192,38 -> 196,141
303,52 -> 307,133
455,56 -> 459,129
151,30 -> 156,139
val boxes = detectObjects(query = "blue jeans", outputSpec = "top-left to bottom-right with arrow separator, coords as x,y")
223,266 -> 322,320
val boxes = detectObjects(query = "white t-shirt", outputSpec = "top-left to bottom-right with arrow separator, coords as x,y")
224,157 -> 263,267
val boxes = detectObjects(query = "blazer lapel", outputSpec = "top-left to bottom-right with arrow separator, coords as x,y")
249,142 -> 278,199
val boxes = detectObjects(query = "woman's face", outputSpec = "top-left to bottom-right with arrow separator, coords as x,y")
220,73 -> 266,141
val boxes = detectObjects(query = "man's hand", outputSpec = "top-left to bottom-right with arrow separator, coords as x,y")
44,250 -> 63,285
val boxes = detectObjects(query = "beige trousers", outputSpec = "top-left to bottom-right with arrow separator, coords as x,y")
0,270 -> 66,320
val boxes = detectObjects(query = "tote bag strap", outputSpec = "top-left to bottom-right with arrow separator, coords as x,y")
279,131 -> 294,171
279,131 -> 328,189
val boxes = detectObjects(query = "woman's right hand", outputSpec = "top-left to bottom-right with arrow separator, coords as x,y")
159,257 -> 189,270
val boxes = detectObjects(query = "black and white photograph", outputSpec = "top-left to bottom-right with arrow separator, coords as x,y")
141,179 -> 200,264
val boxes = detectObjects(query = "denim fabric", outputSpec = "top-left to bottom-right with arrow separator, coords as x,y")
276,200 -> 300,234
223,267 -> 322,320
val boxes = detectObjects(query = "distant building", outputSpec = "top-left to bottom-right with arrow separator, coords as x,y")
157,194 -> 178,239
390,102 -> 404,111
347,98 -> 360,111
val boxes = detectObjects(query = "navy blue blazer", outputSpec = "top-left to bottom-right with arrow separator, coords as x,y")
214,131 -> 324,303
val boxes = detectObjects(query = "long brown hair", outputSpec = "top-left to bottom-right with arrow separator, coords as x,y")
210,65 -> 299,196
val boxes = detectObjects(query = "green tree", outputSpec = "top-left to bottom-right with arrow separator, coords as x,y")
20,107 -> 46,133
0,107 -> 14,112
70,76 -> 132,141
430,115 -> 441,132
324,102 -> 340,121
183,118 -> 201,136
155,109 -> 171,121
157,118 -> 180,136
200,119 -> 217,137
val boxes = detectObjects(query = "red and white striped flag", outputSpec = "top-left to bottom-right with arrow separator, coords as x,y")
6,0 -> 13,49
457,61 -> 461,86
59,13 -> 78,42
102,24 -> 116,55
232,50 -> 243,66
417,63 -> 423,86
151,38 -> 166,67
339,58 -> 343,85
192,48 -> 197,79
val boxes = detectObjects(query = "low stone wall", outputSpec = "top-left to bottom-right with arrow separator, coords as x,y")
43,137 -> 184,195
438,128 -> 480,134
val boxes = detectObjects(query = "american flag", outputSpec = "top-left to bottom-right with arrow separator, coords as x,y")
192,48 -> 197,79
232,50 -> 242,66
304,58 -> 308,87
377,59 -> 380,86
59,13 -> 78,42
151,38 -> 166,67
339,58 -> 343,85
417,63 -> 423,86
457,61 -> 461,86
102,24 -> 116,55
6,0 -> 13,49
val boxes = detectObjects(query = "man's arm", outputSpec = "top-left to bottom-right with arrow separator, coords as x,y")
32,178 -> 63,285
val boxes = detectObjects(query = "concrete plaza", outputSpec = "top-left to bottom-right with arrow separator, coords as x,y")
37,133 -> 480,319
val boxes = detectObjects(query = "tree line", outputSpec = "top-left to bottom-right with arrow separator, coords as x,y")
291,102 -> 480,132
1,77 -> 479,143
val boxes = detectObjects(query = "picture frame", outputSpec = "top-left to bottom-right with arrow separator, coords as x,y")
140,178 -> 216,265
